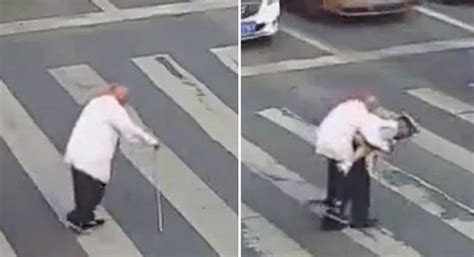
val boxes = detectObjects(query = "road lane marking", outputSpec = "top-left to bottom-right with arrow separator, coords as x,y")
0,80 -> 144,257
242,137 -> 422,257
48,64 -> 238,257
241,205 -> 314,257
280,25 -> 348,57
211,45 -> 239,74
415,6 -> 474,34
406,87 -> 474,124
242,37 -> 474,77
0,231 -> 17,257
258,107 -> 474,241
374,107 -> 474,176
91,0 -> 120,13
0,0 -> 236,37
133,55 -> 238,157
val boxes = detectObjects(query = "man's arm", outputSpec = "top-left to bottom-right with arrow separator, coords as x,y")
109,103 -> 158,146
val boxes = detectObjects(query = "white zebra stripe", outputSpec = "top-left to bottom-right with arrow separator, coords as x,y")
132,55 -> 238,157
211,45 -> 239,74
241,205 -> 314,257
406,87 -> 474,124
0,231 -> 17,257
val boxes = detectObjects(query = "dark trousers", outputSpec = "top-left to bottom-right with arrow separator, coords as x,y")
326,159 -> 343,203
341,158 -> 371,225
67,167 -> 106,226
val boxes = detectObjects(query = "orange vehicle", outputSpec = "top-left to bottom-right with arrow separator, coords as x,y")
288,0 -> 414,16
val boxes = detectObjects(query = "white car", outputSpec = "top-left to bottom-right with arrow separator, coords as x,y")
241,0 -> 280,41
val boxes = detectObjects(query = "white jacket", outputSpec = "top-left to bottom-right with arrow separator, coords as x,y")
65,95 -> 158,183
315,99 -> 370,162
359,114 -> 398,153
316,100 -> 398,173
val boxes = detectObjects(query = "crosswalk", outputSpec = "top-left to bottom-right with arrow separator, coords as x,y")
241,84 -> 474,256
0,45 -> 238,257
0,231 -> 16,257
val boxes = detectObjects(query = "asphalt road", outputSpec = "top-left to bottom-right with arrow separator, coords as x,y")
0,0 -> 238,257
241,2 -> 474,257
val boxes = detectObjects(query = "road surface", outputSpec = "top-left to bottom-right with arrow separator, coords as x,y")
241,2 -> 474,257
0,0 -> 238,256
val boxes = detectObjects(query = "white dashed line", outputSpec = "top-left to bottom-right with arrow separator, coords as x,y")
415,6 -> 474,34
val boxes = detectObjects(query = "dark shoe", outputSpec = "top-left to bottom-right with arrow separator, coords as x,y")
350,218 -> 378,228
323,198 -> 336,208
82,219 -> 106,230
321,216 -> 347,231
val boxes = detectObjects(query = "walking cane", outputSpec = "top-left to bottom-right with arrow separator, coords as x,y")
152,146 -> 164,233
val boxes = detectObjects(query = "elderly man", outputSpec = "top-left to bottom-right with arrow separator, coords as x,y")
339,114 -> 418,228
315,96 -> 379,209
326,113 -> 419,228
64,85 -> 159,233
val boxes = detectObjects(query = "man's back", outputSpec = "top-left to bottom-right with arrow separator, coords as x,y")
315,99 -> 370,161
64,95 -> 122,182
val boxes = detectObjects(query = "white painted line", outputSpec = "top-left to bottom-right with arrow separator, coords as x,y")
407,87 -> 474,124
132,55 -> 238,157
374,107 -> 474,176
415,6 -> 474,34
241,138 -> 422,257
91,0 -> 120,13
241,205 -> 314,257
0,0 -> 237,37
242,37 -> 474,77
0,231 -> 17,257
280,25 -> 348,57
48,65 -> 238,257
0,80 -> 143,257
258,107 -> 474,241
211,45 -> 239,74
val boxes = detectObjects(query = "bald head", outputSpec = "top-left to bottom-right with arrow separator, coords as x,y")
110,84 -> 129,105
363,95 -> 379,112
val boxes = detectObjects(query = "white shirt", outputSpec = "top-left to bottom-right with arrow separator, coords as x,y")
65,95 -> 158,183
315,99 -> 370,162
360,114 -> 398,153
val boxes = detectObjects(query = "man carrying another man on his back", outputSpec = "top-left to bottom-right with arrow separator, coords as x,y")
315,95 -> 418,228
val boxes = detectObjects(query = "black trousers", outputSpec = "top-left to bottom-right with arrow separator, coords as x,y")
67,167 -> 106,226
326,159 -> 343,203
341,158 -> 371,225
